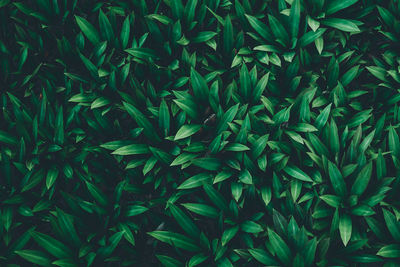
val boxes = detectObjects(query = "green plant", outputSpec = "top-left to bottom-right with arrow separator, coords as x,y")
0,0 -> 399,266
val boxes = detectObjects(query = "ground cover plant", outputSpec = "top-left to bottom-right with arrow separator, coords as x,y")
1,0 -> 400,266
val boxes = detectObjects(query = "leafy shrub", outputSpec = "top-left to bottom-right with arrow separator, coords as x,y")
0,0 -> 400,266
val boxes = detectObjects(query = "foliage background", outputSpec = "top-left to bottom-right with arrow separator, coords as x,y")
1,0 -> 400,266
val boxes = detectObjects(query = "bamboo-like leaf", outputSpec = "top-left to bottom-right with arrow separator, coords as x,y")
284,165 -> 313,182
268,229 -> 292,265
148,231 -> 201,252
123,102 -> 161,142
351,162 -> 372,195
15,250 -> 52,266
190,68 -> 209,101
339,214 -> 352,246
289,0 -> 300,39
75,15 -> 100,44
30,231 -> 72,258
322,18 -> 360,32
169,204 -> 200,238
174,124 -> 202,140
328,161 -> 347,196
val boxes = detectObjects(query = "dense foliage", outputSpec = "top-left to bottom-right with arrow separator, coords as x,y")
1,0 -> 400,266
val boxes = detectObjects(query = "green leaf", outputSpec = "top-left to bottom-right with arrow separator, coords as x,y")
268,229 -> 292,265
231,182 -> 243,201
171,153 -> 197,166
359,130 -> 375,153
341,65 -> 360,86
123,102 -> 160,142
307,17 -> 320,32
100,231 -> 124,256
188,254 -> 208,267
299,28 -> 326,47
252,134 -> 269,158
0,0 -> 10,9
223,15 -> 234,54
91,97 -> 110,109
126,205 -> 148,216
377,6 -> 395,26
351,204 -> 375,216
157,255 -> 183,267
239,169 -> 253,184
292,123 -> 318,132
56,208 -> 80,246
283,165 -> 313,182
148,231 -> 201,252
184,0 -> 198,25
225,143 -> 250,151
383,209 -> 400,242
377,244 -> 400,258
389,127 -> 400,158
190,68 -> 209,101
376,150 -> 386,180
268,14 -> 289,45
214,171 -> 233,184
261,186 -> 272,206
45,167 -> 59,189
120,15 -> 130,49
366,66 -> 387,82
216,104 -> 239,134
174,124 -> 202,140
15,250 -> 52,266
0,130 -> 18,145
101,140 -> 133,150
339,213 -> 352,246
169,204 -> 200,238
182,203 -> 219,218
245,14 -> 273,41
112,144 -> 149,155
320,195 -> 341,208
252,72 -> 270,101
329,119 -> 340,155
173,98 -> 198,119
203,184 -> 228,212
315,36 -> 323,54
54,106 -> 64,144
304,238 -> 317,265
99,9 -> 114,42
30,231 -> 72,258
2,207 -> 12,231
68,93 -> 94,103
328,161 -> 347,196
178,173 -> 211,189
125,48 -> 159,60
52,259 -> 77,267
249,248 -> 279,265
222,226 -> 239,246
239,64 -> 251,100
347,109 -> 372,128
321,18 -> 360,32
289,0 -> 300,39
149,146 -> 172,164
191,31 -> 217,43
147,14 -> 173,25
85,181 -> 108,206
351,162 -> 372,195
171,0 -> 184,19
192,157 -> 221,171
241,220 -> 263,233
326,0 -> 358,15
75,15 -> 100,44
78,52 -> 98,79
290,185 -> 303,204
